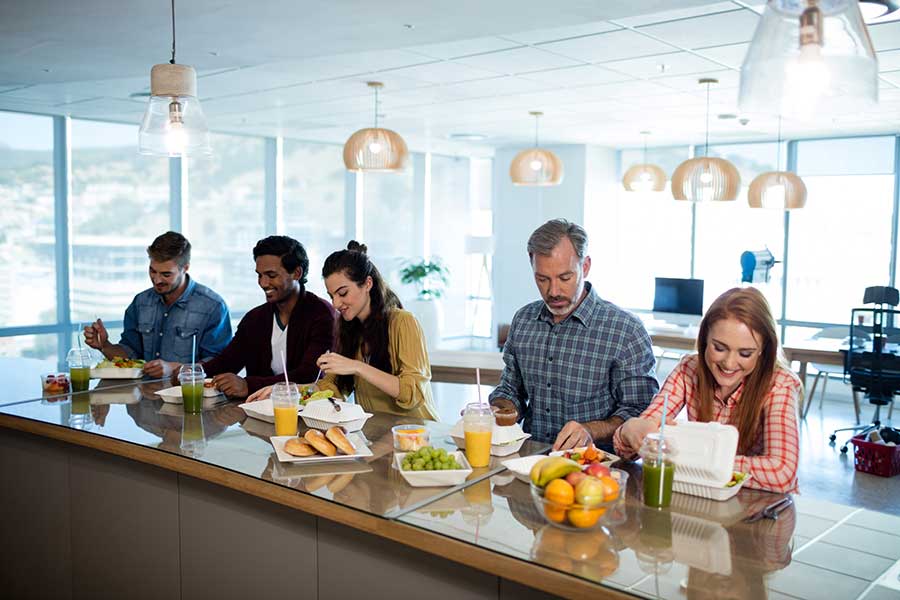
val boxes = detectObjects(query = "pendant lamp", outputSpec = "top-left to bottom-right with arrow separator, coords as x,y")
672,79 -> 740,202
509,111 -> 564,186
138,0 -> 211,157
622,131 -> 666,192
748,117 -> 807,209
343,82 -> 409,172
739,0 -> 878,118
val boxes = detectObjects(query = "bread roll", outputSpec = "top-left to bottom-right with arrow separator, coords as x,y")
327,473 -> 355,494
304,429 -> 336,456
304,474 -> 334,492
325,426 -> 356,455
284,438 -> 316,457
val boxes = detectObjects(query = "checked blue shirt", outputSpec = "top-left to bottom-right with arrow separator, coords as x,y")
489,282 -> 658,445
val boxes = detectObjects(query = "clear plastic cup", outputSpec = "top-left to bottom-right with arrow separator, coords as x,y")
463,403 -> 493,468
640,433 -> 677,508
181,412 -> 207,457
178,364 -> 206,414
67,347 -> 93,393
271,382 -> 300,436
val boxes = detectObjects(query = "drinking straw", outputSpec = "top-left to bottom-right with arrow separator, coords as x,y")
76,323 -> 83,351
476,367 -> 483,405
658,392 -> 669,506
280,350 -> 290,387
191,333 -> 197,368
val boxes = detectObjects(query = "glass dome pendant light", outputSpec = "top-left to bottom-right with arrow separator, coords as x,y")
138,0 -> 211,157
622,131 -> 667,192
342,82 -> 409,172
509,111 -> 564,186
739,0 -> 878,118
748,116 -> 807,209
671,78 -> 741,202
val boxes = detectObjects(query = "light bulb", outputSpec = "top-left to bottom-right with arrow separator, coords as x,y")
164,99 -> 187,155
631,170 -> 654,192
762,183 -> 787,209
368,141 -> 383,154
529,159 -> 543,171
699,170 -> 713,184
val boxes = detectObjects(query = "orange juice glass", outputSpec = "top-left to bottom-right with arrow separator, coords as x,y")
463,403 -> 493,468
272,382 -> 300,436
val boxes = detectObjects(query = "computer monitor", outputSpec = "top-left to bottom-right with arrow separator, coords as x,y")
653,278 -> 704,316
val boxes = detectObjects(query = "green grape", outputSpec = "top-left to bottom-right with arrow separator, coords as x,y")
401,463 -> 412,471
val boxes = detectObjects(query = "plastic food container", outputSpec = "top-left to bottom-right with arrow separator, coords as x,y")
394,451 -> 473,487
41,373 -> 70,395
492,406 -> 518,427
392,424 -> 430,451
661,421 -> 746,501
449,420 -> 531,457
300,399 -> 372,432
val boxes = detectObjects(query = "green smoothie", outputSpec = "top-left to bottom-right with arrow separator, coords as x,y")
643,461 -> 675,508
182,413 -> 204,441
182,382 -> 204,414
70,367 -> 91,392
72,394 -> 90,415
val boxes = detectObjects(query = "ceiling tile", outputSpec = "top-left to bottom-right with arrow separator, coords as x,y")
384,60 -> 500,84
500,21 -> 621,45
444,75 -> 553,98
540,29 -> 679,64
613,2 -> 740,28
603,51 -> 725,79
694,43 -> 750,69
636,9 -> 759,50
456,46 -> 582,75
869,21 -> 900,52
404,37 -> 519,60
576,79 -> 675,100
518,64 -> 633,87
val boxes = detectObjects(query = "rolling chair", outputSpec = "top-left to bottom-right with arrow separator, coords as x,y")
800,326 -> 860,423
830,286 -> 900,453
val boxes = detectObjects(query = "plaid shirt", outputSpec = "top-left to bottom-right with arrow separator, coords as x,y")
489,282 -> 658,444
613,354 -> 800,494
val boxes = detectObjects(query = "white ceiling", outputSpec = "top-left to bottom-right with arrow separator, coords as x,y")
2,0 -> 900,153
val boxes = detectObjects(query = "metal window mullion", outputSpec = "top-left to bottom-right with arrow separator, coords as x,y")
169,157 -> 183,232
689,144 -> 697,279
264,137 -> 282,235
781,140 -> 799,342
890,135 -> 900,288
53,116 -> 72,367
418,153 -> 430,259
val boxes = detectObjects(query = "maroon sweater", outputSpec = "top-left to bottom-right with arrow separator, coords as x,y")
203,290 -> 336,395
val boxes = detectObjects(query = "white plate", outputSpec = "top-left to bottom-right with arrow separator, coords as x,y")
270,431 -> 374,464
502,454 -> 548,484
394,451 -> 473,487
90,367 -> 143,379
549,446 -> 620,467
238,399 -> 301,424
155,379 -> 222,403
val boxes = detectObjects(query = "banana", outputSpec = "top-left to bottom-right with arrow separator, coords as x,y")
529,457 -> 582,487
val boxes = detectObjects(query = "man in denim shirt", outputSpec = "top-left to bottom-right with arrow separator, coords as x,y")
83,231 -> 232,378
489,219 -> 658,451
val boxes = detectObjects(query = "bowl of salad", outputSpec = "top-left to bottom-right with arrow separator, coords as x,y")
90,357 -> 145,379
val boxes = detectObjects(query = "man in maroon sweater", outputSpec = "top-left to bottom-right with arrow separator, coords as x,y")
205,236 -> 336,397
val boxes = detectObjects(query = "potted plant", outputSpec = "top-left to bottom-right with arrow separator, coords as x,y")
399,258 -> 450,347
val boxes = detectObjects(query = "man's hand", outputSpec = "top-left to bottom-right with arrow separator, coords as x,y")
143,360 -> 180,379
316,351 -> 360,376
91,403 -> 110,427
212,373 -> 248,398
552,420 -> 593,451
83,319 -> 109,351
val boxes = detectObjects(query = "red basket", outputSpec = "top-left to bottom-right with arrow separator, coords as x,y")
851,435 -> 900,477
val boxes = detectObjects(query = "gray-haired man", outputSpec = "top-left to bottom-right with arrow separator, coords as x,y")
489,219 -> 659,450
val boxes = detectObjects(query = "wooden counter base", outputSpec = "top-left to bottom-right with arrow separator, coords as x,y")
0,414 -> 631,600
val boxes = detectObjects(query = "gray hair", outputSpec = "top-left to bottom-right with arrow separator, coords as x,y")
527,219 -> 588,261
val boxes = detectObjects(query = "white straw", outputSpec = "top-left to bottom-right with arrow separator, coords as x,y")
76,323 -> 83,351
658,392 -> 669,505
280,350 -> 289,386
476,367 -> 483,405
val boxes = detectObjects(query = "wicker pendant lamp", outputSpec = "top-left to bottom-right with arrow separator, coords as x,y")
509,112 -> 564,186
748,117 -> 807,209
622,131 -> 666,192
343,82 -> 409,172
672,78 -> 740,202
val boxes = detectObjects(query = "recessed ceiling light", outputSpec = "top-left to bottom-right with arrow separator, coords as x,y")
403,23 -> 415,29
448,133 -> 487,141
718,113 -> 738,120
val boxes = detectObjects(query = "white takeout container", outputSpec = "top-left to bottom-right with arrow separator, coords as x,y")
238,398 -> 301,424
449,420 -> 531,457
502,454 -> 548,484
300,399 -> 372,432
394,451 -> 473,488
90,367 -> 143,379
665,421 -> 739,488
155,379 -> 222,403
672,473 -> 752,502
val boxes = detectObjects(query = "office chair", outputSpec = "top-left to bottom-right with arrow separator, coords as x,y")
830,286 -> 900,453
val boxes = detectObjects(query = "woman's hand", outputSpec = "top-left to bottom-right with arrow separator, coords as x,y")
316,351 -> 360,376
247,385 -> 273,402
618,417 -> 674,453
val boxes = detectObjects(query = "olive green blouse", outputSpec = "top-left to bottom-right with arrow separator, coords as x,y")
318,309 -> 438,420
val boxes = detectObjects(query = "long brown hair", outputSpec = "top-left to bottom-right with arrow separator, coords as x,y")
695,287 -> 785,454
322,241 -> 402,394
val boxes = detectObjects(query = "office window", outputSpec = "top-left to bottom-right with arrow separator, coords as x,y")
360,161 -> 419,291
694,142 -> 785,316
590,147 -> 693,310
465,158 -> 494,338
186,133 -> 266,314
0,111 -> 56,327
282,140 -> 347,297
70,119 -> 168,323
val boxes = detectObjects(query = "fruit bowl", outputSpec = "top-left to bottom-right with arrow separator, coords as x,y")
530,468 -> 625,532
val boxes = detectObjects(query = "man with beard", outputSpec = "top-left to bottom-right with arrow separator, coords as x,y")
489,219 -> 658,451
202,235 -> 336,398
84,231 -> 232,378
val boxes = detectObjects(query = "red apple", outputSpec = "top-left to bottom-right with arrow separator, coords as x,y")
584,463 -> 610,478
565,471 -> 588,487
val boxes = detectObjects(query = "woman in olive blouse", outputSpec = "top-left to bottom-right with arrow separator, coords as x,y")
250,241 -> 438,420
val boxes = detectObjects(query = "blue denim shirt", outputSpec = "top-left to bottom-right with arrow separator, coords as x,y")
119,275 -> 232,363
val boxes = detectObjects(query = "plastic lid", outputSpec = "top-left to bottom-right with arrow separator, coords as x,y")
450,419 -> 527,444
662,422 -> 739,488
639,432 -> 677,463
302,399 -> 365,422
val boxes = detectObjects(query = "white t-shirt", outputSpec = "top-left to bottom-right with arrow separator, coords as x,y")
270,314 -> 289,375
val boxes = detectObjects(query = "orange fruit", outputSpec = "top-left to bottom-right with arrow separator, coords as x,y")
599,476 -> 620,502
567,506 -> 604,529
565,532 -> 603,561
545,479 -> 575,506
544,504 -> 567,523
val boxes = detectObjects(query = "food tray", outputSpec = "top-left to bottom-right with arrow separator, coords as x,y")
672,473 -> 751,501
90,367 -> 143,379
394,451 -> 473,488
665,421 -> 739,488
238,399 -> 302,424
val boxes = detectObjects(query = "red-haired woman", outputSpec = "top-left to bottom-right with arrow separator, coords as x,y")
614,287 -> 801,493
